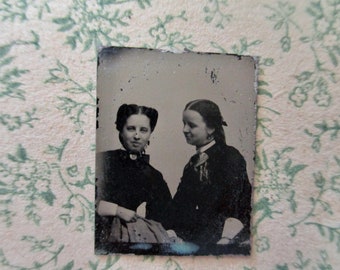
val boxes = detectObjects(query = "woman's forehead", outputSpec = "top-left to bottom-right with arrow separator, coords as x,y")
183,110 -> 204,122
126,114 -> 150,125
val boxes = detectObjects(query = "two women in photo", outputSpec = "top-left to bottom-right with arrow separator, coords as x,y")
95,100 -> 252,254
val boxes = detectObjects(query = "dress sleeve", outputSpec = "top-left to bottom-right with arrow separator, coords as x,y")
231,154 -> 252,242
162,168 -> 196,233
213,151 -> 252,240
145,170 -> 172,224
194,149 -> 251,243
97,151 -> 115,202
96,151 -> 121,207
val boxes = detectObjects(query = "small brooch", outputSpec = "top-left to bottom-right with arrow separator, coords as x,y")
129,154 -> 138,160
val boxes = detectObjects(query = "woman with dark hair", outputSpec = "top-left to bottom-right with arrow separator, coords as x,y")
95,104 -> 172,252
165,99 -> 252,253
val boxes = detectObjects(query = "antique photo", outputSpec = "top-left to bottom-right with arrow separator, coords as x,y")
95,47 -> 257,255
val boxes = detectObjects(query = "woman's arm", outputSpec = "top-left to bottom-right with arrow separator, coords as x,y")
199,148 -> 251,244
97,200 -> 137,222
145,171 -> 172,223
97,200 -> 118,216
215,150 -> 252,243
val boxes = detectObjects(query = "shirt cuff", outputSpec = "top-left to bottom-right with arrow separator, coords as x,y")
97,200 -> 118,216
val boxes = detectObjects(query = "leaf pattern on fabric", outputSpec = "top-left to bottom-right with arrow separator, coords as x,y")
0,0 -> 339,269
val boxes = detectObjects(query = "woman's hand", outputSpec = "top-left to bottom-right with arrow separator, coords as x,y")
166,230 -> 184,243
216,237 -> 232,245
217,217 -> 243,245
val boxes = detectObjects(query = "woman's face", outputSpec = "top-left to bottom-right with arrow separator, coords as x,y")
182,110 -> 214,147
121,114 -> 152,153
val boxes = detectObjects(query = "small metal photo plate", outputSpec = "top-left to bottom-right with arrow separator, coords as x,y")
95,47 -> 257,256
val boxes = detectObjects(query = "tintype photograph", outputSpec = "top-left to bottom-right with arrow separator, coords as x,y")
95,47 -> 257,256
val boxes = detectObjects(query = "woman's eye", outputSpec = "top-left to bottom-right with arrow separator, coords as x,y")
183,122 -> 194,128
140,128 -> 149,133
126,126 -> 135,131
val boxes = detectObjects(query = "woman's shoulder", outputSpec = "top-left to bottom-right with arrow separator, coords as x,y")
104,150 -> 163,175
144,162 -> 164,178
103,149 -> 147,160
208,143 -> 246,165
102,149 -> 121,156
101,149 -> 124,161
209,143 -> 242,157
103,149 -> 123,154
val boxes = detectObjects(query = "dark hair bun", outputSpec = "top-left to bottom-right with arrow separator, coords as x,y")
116,104 -> 158,132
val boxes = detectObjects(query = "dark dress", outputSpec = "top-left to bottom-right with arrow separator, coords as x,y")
95,149 -> 172,249
165,143 -> 252,249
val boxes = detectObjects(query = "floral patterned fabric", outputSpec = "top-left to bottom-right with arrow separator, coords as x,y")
0,0 -> 339,269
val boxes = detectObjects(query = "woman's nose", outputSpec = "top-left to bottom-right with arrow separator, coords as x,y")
183,124 -> 189,133
134,131 -> 140,139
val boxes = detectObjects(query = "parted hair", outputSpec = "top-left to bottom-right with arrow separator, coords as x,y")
185,99 -> 227,144
115,104 -> 158,132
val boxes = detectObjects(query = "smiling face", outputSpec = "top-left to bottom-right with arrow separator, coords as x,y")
120,114 -> 152,153
182,110 -> 215,147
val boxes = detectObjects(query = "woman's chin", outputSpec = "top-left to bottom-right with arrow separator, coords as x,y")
185,140 -> 196,146
126,146 -> 143,153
